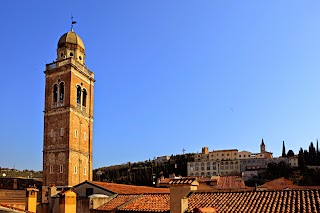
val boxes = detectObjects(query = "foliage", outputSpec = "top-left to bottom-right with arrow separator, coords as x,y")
93,154 -> 194,186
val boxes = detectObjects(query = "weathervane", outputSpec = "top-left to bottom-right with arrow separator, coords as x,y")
71,15 -> 77,31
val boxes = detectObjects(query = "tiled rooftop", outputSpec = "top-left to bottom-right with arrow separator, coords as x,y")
188,189 -> 320,213
97,189 -> 320,213
168,178 -> 198,186
215,176 -> 245,189
90,181 -> 170,195
97,195 -> 138,211
257,178 -> 320,191
119,194 -> 170,212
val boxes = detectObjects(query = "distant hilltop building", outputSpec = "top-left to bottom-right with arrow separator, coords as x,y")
187,139 -> 273,177
155,156 -> 170,163
42,28 -> 95,200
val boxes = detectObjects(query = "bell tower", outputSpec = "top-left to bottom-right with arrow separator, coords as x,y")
260,138 -> 266,153
42,29 -> 95,197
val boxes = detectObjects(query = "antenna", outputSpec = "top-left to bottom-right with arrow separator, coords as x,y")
182,148 -> 186,154
71,14 -> 77,31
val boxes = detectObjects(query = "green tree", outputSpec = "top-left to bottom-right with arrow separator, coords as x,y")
282,141 -> 286,157
287,150 -> 294,157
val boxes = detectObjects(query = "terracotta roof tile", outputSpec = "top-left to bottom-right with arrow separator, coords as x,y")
259,177 -> 296,190
187,189 -> 320,212
90,181 -> 169,195
168,178 -> 198,186
159,178 -> 171,184
97,195 -> 138,211
97,189 -> 320,212
258,177 -> 320,190
215,176 -> 245,190
119,194 -> 170,212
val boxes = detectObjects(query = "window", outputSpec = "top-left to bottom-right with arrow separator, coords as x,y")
207,172 -> 211,177
221,165 -> 224,170
230,163 -> 233,170
60,128 -> 64,136
84,132 -> 87,140
59,82 -> 64,101
213,162 -> 216,170
79,56 -> 82,60
239,155 -> 241,158
76,86 -> 81,104
206,162 -> 210,170
195,163 -> 199,171
84,167 -> 87,175
222,154 -> 224,156
244,155 -> 246,157
70,52 -> 74,57
75,129 -> 78,138
227,153 -> 229,156
53,84 -> 58,102
195,172 -> 199,176
86,188 -> 93,197
82,89 -> 87,107
201,172 -> 204,176
74,166 -> 77,174
225,162 -> 228,170
190,164 -> 194,172
60,165 -> 63,173
201,163 -> 204,171
190,173 -> 193,176
213,172 -> 217,175
50,165 -> 53,174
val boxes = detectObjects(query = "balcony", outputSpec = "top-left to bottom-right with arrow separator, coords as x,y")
46,58 -> 93,77
52,101 -> 64,108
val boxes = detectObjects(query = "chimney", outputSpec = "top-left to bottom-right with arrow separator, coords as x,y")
48,185 -> 58,211
169,178 -> 199,213
59,189 -> 77,213
25,187 -> 39,213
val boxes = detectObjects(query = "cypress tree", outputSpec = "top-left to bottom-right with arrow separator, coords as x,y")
298,148 -> 306,170
317,140 -> 320,165
282,141 -> 286,157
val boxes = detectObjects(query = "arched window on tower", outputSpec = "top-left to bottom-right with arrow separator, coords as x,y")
76,85 -> 81,105
53,84 -> 58,102
82,89 -> 87,107
59,82 -> 64,102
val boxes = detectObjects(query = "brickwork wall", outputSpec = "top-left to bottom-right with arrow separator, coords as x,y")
43,56 -> 94,188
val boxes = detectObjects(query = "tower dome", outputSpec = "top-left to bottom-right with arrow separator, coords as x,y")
58,30 -> 85,50
56,30 -> 86,64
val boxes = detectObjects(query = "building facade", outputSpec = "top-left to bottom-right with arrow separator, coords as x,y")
187,148 -> 241,176
43,29 -> 95,194
187,140 -> 274,176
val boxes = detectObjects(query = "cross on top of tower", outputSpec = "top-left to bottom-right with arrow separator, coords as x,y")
71,16 -> 77,32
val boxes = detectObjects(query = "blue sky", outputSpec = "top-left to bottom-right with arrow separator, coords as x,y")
1,1 -> 320,170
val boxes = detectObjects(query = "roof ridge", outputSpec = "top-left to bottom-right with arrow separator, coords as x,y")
117,194 -> 143,210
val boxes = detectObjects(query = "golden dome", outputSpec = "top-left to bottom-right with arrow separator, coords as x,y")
58,30 -> 85,50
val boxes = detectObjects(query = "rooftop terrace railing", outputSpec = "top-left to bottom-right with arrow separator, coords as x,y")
46,58 -> 92,76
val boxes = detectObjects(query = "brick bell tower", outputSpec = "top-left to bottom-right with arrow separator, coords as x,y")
43,28 -> 95,197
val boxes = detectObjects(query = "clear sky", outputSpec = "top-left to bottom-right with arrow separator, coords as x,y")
1,1 -> 320,171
